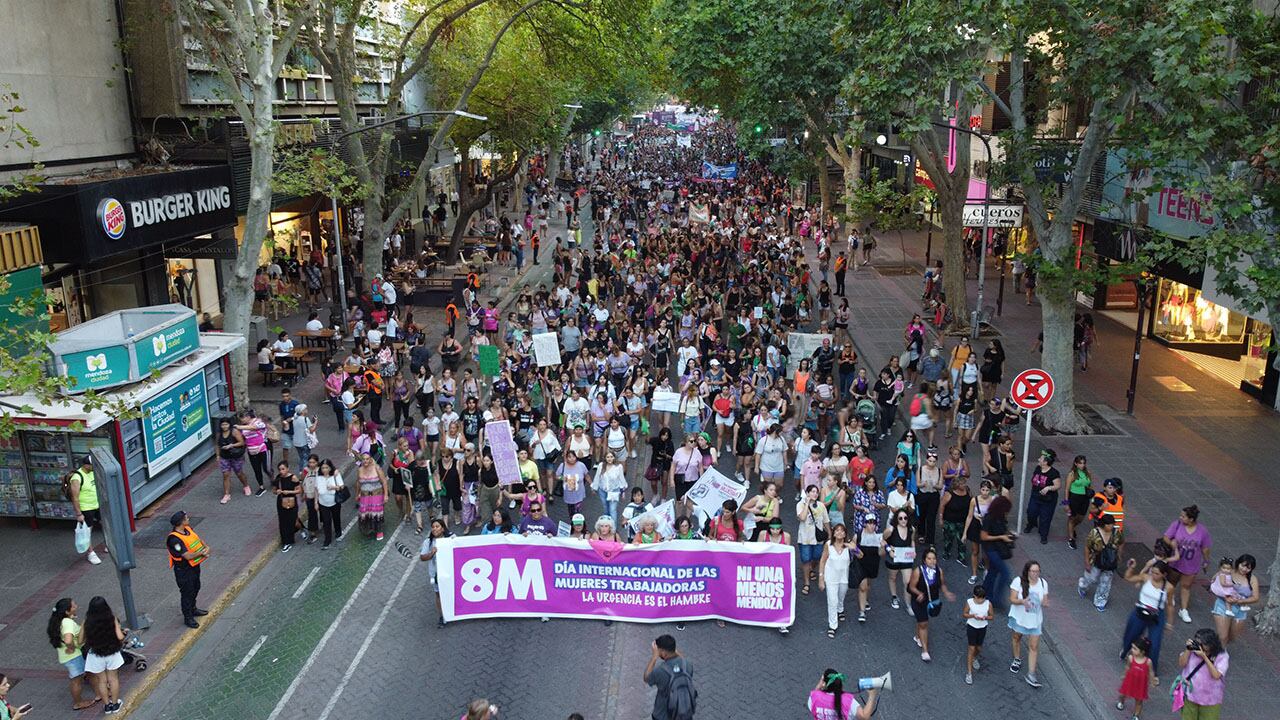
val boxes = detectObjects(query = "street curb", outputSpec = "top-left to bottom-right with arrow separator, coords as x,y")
1038,626 -> 1112,720
117,537 -> 276,719
117,457 -> 357,719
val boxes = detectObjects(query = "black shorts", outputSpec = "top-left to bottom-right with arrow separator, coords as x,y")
911,599 -> 932,623
966,625 -> 988,647
1067,492 -> 1091,518
443,494 -> 463,512
80,508 -> 102,529
675,476 -> 696,501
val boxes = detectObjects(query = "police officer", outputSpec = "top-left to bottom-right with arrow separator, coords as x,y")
167,511 -> 210,629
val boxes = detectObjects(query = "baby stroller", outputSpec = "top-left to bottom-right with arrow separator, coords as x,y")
120,633 -> 148,671
854,398 -> 880,450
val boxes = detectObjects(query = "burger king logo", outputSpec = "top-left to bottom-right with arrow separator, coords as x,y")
98,198 -> 126,240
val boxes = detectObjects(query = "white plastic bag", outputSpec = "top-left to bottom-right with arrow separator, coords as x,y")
74,521 -> 91,554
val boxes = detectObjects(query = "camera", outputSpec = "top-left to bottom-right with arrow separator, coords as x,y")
1186,639 -> 1201,652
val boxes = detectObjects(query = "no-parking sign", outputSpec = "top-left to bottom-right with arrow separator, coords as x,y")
1011,368 -> 1055,411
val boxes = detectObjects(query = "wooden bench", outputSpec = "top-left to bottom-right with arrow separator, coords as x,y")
261,367 -> 300,387
411,276 -> 465,307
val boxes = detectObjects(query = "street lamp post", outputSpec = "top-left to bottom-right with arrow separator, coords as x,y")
1126,275 -> 1153,415
330,109 -> 487,327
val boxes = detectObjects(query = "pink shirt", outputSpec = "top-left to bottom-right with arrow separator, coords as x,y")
808,690 -> 855,720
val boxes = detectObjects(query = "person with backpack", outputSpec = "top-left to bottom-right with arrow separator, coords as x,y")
1078,514 -> 1125,611
67,456 -> 103,565
645,634 -> 696,720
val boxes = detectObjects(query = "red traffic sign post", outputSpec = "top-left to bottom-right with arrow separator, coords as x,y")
1010,368 -> 1054,531
1011,368 -> 1055,411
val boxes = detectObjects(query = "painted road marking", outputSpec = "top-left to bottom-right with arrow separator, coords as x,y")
265,522 -> 406,720
316,552 -> 417,720
292,566 -> 321,599
234,635 -> 268,673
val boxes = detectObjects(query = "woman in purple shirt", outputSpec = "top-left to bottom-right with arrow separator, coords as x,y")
1163,505 -> 1212,625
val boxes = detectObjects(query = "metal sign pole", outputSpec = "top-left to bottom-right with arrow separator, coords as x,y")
1016,409 -> 1033,532
91,448 -> 150,631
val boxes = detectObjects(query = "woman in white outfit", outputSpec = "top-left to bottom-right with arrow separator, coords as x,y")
818,523 -> 859,638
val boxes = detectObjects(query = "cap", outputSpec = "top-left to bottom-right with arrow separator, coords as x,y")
571,513 -> 585,525
709,359 -> 720,366
294,403 -> 307,413
79,455 -> 93,467
169,511 -> 187,527
465,442 -> 476,451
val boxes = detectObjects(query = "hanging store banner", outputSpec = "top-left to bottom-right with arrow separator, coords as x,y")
961,204 -> 1025,228
437,535 -> 795,627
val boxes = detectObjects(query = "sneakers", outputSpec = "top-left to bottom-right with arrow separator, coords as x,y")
87,550 -> 102,565
376,532 -> 385,541
1078,584 -> 1088,599
540,616 -> 549,623
857,612 -> 866,623
220,494 -> 231,504
913,636 -> 922,648
967,575 -> 978,585
436,617 -> 446,629
1178,608 -> 1192,623
1025,674 -> 1042,688
676,623 -> 686,631
890,596 -> 900,609
1010,658 -> 1022,673
256,486 -> 267,496
921,652 -> 931,662
243,485 -> 252,496
972,657 -> 981,671
778,626 -> 789,634
306,535 -> 317,545
104,700 -> 122,714
281,544 -> 292,553
1067,537 -> 1077,550
630,449 -> 637,458
964,673 -> 973,685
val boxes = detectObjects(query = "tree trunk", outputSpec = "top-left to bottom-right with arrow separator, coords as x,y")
1036,265 -> 1088,432
814,153 -> 834,212
360,191 -> 386,281
447,154 -> 522,263
1256,528 -> 1280,636
937,190 -> 970,333
224,121 -> 276,410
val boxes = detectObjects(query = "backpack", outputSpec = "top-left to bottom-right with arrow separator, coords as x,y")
1094,529 -> 1119,571
909,396 -> 924,416
665,659 -> 697,720
62,471 -> 81,502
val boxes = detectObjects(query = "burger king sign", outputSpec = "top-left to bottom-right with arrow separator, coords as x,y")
98,197 -> 127,239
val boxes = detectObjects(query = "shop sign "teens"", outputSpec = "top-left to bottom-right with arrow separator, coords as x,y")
128,186 -> 232,229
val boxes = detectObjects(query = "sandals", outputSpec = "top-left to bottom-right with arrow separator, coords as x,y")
827,629 -> 836,638
802,585 -> 810,595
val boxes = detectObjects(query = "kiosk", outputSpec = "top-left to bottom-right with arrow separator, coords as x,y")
0,305 -> 243,527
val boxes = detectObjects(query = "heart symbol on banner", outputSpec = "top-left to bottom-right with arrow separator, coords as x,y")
589,539 -> 625,562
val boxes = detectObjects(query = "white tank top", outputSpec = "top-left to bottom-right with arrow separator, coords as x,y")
1138,579 -> 1169,610
823,544 -> 852,581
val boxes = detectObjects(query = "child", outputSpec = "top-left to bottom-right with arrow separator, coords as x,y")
1116,637 -> 1154,720
962,586 -> 992,685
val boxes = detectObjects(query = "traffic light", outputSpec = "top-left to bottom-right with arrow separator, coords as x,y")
593,128 -> 602,136
754,124 -> 763,134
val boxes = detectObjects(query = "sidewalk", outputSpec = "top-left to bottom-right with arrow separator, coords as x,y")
0,191 -> 582,715
0,327 -> 336,716
840,226 -> 1278,719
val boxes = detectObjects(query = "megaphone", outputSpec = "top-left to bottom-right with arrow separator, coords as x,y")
858,672 -> 892,692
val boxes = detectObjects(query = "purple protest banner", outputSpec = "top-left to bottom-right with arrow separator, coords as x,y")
485,420 -> 521,485
437,535 -> 795,627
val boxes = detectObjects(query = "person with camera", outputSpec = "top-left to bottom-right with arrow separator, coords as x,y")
1174,629 -> 1228,719
0,672 -> 33,720
1118,558 -> 1174,685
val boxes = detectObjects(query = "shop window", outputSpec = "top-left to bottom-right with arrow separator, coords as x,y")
1153,279 -> 1247,344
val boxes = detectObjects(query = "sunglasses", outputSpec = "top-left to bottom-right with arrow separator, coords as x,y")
530,507 -> 543,512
